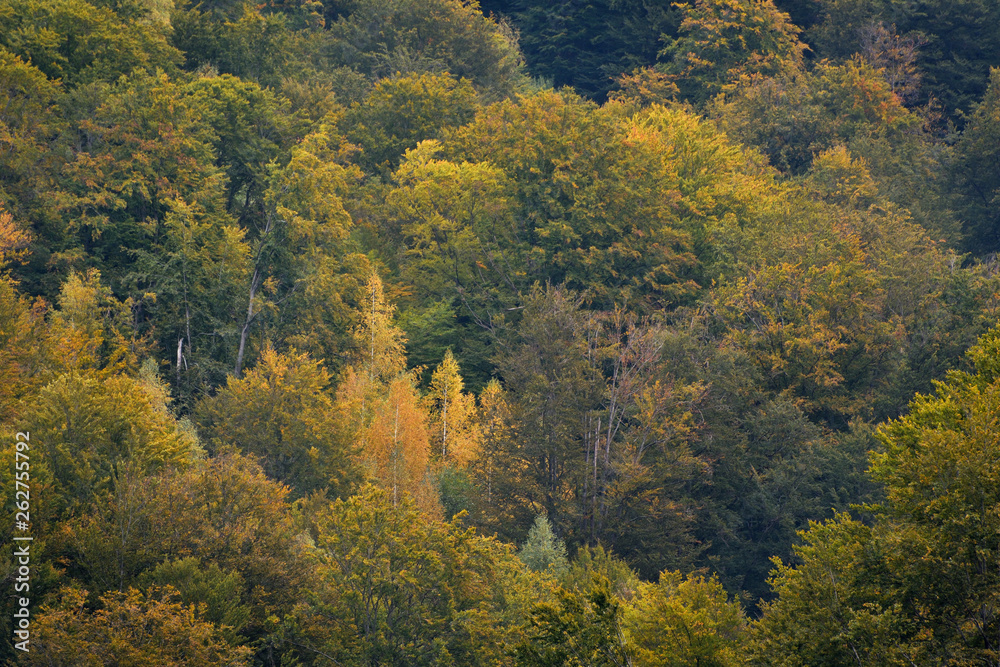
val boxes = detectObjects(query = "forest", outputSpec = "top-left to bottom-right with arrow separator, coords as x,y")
1,0 -> 1000,663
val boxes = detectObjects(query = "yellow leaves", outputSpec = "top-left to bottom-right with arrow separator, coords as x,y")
350,271 -> 408,384
47,269 -> 145,378
611,68 -> 681,106
428,349 -> 479,467
267,125 -> 359,248
625,571 -> 746,667
807,145 -> 880,207
28,585 -> 252,666
30,369 -> 198,514
0,205 -> 31,273
195,345 -> 354,497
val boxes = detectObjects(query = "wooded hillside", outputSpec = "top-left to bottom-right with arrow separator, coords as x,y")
2,0 -> 1000,663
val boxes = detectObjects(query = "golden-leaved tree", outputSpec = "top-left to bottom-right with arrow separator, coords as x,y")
336,272 -> 439,514
427,348 -> 479,466
27,586 -> 252,666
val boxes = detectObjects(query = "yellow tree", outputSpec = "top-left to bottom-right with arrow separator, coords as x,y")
195,345 -> 358,498
354,271 -> 407,387
27,586 -> 251,666
624,571 -> 746,667
336,271 -> 439,515
427,349 -> 479,466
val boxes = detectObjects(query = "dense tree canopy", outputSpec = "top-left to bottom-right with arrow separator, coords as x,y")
2,0 -> 1000,662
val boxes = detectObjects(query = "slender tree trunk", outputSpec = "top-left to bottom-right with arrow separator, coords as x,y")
235,264 -> 261,378
392,402 -> 400,506
235,208 -> 275,377
176,337 -> 184,384
441,382 -> 448,460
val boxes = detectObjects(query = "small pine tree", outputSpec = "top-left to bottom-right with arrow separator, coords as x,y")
519,514 -> 569,576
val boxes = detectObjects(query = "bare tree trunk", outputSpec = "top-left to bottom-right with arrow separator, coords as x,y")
235,264 -> 262,378
235,209 -> 275,377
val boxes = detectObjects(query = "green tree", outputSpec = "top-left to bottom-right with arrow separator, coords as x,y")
0,50 -> 65,295
954,68 -> 1000,253
183,73 -> 295,217
659,0 -> 806,105
130,199 -> 250,404
749,515 -> 912,666
196,346 -> 358,498
293,483 -> 536,666
170,4 -> 295,88
752,324 -> 1000,664
713,57 -> 918,175
57,69 -> 226,292
234,120 -> 361,376
443,90 -> 700,311
497,286 -> 604,532
380,141 -> 519,385
515,575 -> 632,667
326,0 -> 526,99
138,557 -> 251,643
0,0 -> 181,87
28,344 -> 195,519
807,0 -> 1000,120
496,0 -> 681,100
468,377 -> 525,532
519,514 -> 569,577
344,71 -> 478,176
125,450 -> 310,655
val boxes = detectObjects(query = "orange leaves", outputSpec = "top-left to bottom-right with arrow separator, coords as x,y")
0,205 -> 31,273
364,374 -> 435,510
337,271 -> 449,516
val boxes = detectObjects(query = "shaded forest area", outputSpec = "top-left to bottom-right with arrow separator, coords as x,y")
2,0 -> 1000,663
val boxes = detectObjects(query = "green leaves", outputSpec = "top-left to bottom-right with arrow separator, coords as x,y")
326,0 -> 526,98
515,576 -> 632,667
197,346 -> 358,498
0,0 -> 181,86
755,324 -> 1000,664
297,483 -> 533,666
519,515 -> 569,576
660,0 -> 806,104
345,71 -> 478,176
954,68 -> 1000,253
